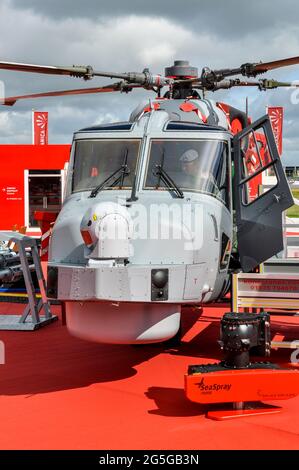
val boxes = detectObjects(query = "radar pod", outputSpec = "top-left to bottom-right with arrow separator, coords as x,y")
184,312 -> 299,420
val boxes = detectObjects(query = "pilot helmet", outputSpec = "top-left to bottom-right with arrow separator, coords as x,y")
180,149 -> 199,162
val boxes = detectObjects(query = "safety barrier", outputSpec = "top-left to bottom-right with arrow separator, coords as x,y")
232,272 -> 299,349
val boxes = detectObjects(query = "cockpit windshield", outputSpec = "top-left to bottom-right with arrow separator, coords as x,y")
144,139 -> 229,206
72,139 -> 141,193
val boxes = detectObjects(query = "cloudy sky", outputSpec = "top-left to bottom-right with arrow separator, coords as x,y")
0,0 -> 299,164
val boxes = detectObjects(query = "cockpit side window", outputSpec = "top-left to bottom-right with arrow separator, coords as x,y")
144,139 -> 230,208
72,139 -> 141,193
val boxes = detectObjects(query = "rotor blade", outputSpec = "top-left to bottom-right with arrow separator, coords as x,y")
240,79 -> 299,90
231,79 -> 299,90
207,78 -> 299,91
2,82 -> 139,106
253,56 -> 299,73
0,60 -> 171,87
0,60 -> 94,80
194,55 -> 299,88
219,56 -> 299,78
0,60 -> 134,81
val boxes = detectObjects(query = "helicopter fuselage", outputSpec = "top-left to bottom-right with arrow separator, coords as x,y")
47,98 -> 235,343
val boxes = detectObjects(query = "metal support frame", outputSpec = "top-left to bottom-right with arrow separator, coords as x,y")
0,231 -> 57,330
232,272 -> 299,349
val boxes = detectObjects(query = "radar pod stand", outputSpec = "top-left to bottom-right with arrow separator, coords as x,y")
185,312 -> 299,420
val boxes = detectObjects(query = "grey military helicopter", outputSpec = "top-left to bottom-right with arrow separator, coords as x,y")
0,56 -> 297,344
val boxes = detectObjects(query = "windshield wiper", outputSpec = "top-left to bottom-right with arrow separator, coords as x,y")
126,174 -> 138,203
89,149 -> 129,198
154,164 -> 184,199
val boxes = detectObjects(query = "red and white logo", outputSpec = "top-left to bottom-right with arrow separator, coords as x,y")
33,111 -> 48,145
268,106 -> 283,156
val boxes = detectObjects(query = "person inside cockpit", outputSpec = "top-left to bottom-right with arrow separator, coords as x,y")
179,148 -> 218,194
180,148 -> 201,177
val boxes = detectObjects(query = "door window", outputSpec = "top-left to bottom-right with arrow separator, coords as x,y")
239,127 -> 277,204
28,173 -> 61,227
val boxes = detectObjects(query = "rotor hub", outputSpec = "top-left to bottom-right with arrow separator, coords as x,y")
165,60 -> 198,79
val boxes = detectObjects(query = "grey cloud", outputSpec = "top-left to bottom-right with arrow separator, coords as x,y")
9,0 -> 299,39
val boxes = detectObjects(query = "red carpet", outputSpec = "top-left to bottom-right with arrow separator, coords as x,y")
0,302 -> 298,449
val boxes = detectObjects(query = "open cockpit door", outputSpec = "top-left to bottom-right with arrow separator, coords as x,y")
233,115 -> 293,272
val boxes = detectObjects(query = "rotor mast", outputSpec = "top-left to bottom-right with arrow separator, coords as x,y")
165,60 -> 199,99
